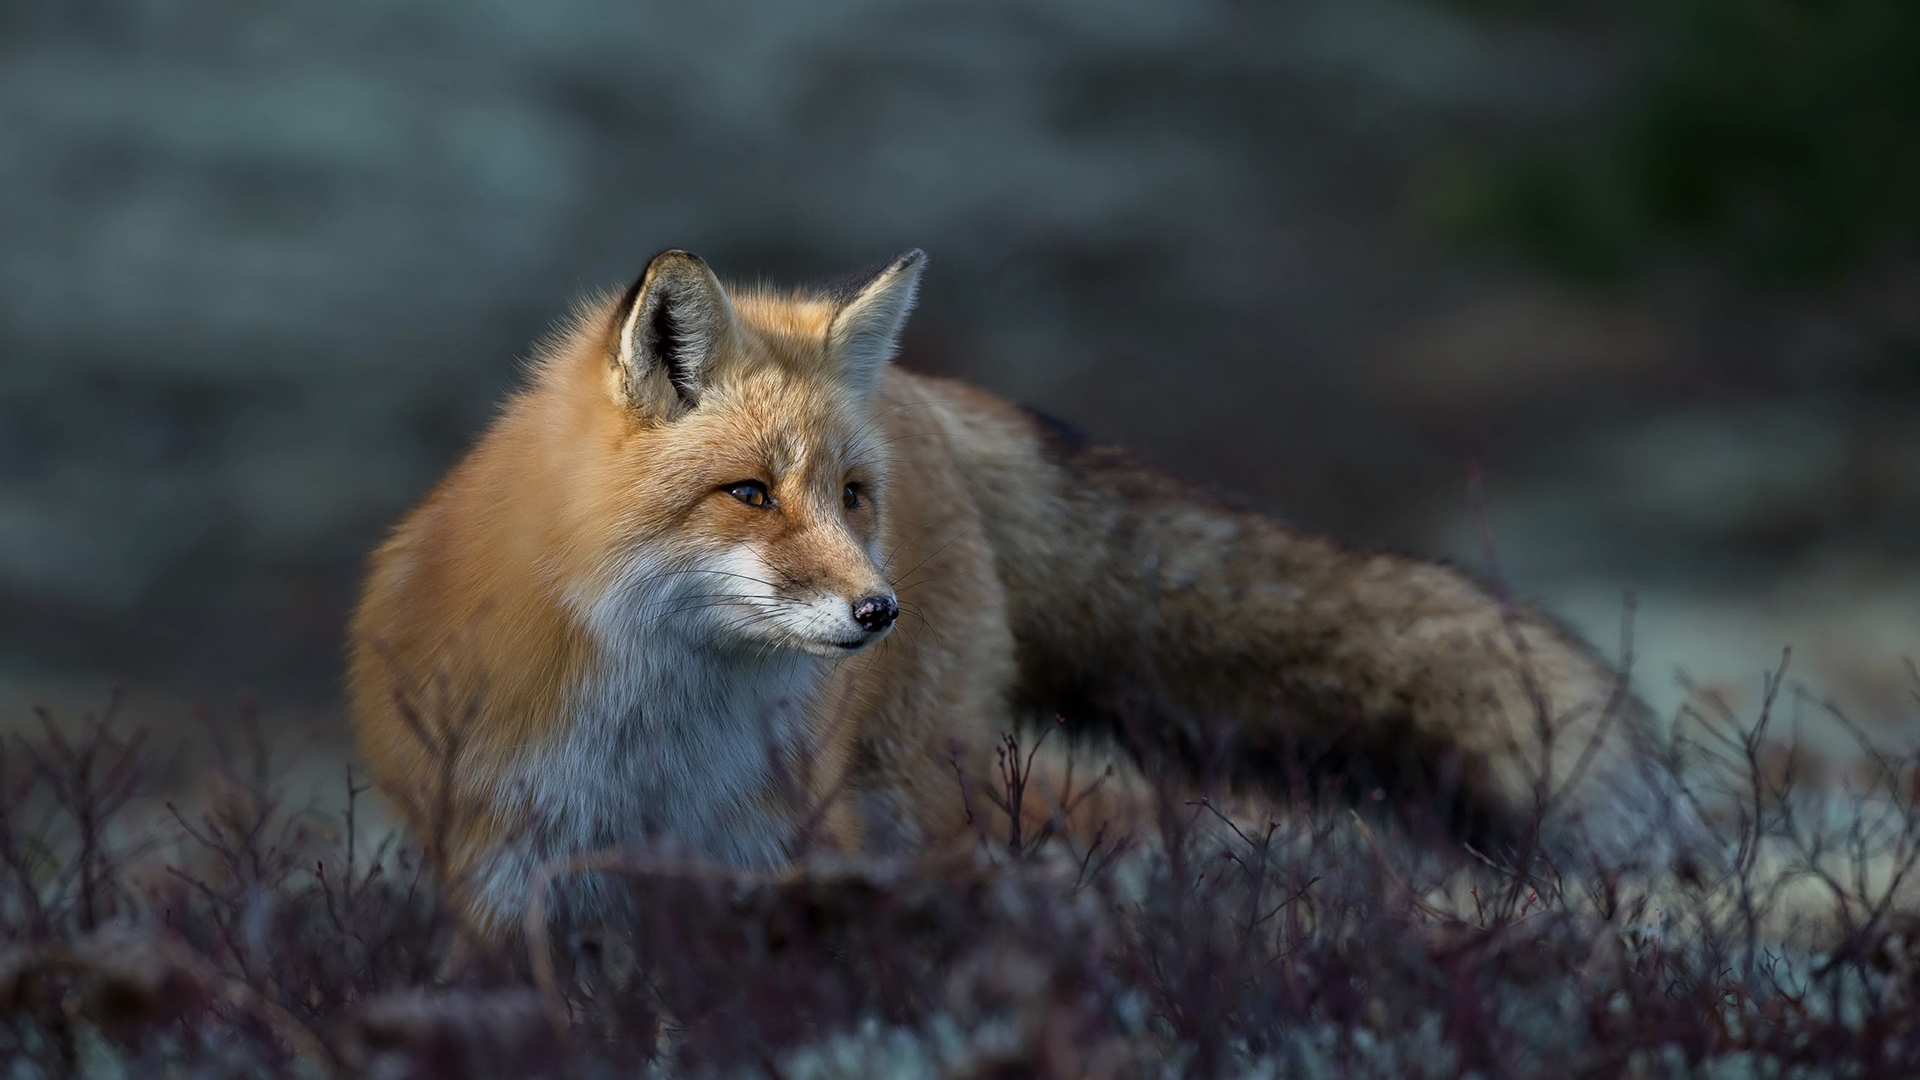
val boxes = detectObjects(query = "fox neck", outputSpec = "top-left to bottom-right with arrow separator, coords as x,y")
485,553 -> 828,914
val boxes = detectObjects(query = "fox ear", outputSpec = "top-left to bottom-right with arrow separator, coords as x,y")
826,248 -> 924,396
612,250 -> 738,417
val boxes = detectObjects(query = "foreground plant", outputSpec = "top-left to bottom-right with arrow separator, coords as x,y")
1,671 -> 1916,1078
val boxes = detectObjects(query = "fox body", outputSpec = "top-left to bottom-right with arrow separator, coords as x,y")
349,249 -> 1690,931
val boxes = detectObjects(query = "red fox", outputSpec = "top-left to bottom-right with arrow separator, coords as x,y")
348,248 -> 1698,931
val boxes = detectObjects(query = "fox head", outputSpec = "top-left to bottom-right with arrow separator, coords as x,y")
551,248 -> 924,659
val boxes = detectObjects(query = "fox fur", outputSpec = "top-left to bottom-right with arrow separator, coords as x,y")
348,248 -> 1698,932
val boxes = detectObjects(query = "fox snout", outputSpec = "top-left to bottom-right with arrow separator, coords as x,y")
762,582 -> 893,655
714,536 -> 899,655
850,594 -> 897,633
822,586 -> 896,651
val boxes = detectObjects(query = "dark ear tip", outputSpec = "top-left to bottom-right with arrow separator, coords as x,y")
643,248 -> 710,279
893,248 -> 927,271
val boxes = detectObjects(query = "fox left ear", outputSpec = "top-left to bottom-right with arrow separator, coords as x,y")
826,249 -> 924,396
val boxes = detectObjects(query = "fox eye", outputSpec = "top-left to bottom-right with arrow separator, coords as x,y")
843,483 -> 862,510
726,481 -> 771,508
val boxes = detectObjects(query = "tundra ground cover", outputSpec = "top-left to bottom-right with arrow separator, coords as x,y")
2,669 -> 1918,1079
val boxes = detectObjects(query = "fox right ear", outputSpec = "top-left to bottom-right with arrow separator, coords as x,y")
611,250 -> 738,418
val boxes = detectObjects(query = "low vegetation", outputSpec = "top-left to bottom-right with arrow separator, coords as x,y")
3,665 -> 1918,1078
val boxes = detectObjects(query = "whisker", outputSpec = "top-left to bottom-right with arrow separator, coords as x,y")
877,517 -> 950,573
889,535 -> 963,595
629,566 -> 789,592
641,597 -> 806,629
894,602 -> 946,650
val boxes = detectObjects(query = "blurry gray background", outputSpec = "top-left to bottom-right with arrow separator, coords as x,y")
4,0 -> 1918,751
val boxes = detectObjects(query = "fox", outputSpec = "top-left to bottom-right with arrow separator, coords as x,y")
348,247 -> 1701,934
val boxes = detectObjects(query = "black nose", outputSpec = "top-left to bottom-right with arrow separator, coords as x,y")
850,594 -> 898,632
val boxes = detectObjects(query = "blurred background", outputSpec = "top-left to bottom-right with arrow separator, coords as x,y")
3,0 -> 1917,763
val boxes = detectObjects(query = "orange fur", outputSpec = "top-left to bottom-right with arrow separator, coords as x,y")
350,249 -> 1701,933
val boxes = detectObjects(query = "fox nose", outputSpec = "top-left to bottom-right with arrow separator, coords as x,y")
850,595 -> 898,633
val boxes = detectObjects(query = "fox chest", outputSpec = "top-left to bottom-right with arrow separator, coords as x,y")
510,640 -> 827,868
